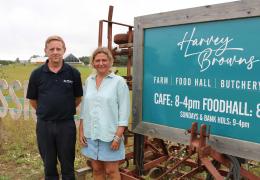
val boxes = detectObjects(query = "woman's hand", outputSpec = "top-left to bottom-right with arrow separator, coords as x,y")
110,140 -> 120,151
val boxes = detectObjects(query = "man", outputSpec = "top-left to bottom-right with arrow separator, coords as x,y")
27,35 -> 83,180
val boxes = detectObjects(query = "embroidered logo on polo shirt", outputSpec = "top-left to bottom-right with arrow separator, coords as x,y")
63,79 -> 73,84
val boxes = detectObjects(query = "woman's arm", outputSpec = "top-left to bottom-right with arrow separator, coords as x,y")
79,119 -> 87,146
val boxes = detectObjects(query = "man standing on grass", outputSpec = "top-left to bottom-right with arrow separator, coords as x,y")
26,35 -> 83,180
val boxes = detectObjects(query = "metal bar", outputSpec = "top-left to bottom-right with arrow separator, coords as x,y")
133,134 -> 144,176
107,6 -> 113,50
143,155 -> 168,171
199,124 -> 207,148
156,152 -> 194,180
145,139 -> 164,155
240,167 -> 260,180
98,20 -> 103,47
210,149 -> 260,179
120,172 -> 141,180
101,19 -> 134,28
177,166 -> 204,179
127,27 -> 133,78
200,157 -> 224,180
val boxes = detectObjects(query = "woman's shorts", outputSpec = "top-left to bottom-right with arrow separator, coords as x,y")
81,138 -> 125,161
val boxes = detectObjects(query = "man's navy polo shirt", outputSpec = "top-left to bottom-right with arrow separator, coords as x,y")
26,60 -> 83,121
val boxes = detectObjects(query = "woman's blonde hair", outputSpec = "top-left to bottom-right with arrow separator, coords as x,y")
89,47 -> 114,70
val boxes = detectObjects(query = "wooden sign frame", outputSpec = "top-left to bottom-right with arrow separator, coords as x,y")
132,0 -> 260,161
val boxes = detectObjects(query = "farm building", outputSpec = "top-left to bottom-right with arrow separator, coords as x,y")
30,56 -> 47,64
30,54 -> 83,65
64,53 -> 83,65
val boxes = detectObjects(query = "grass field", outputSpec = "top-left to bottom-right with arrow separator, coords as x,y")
0,63 -> 260,179
0,63 -> 128,180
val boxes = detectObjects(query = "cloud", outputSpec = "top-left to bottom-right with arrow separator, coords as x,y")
0,0 -> 237,60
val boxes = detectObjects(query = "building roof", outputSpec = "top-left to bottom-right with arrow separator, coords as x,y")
64,53 -> 82,64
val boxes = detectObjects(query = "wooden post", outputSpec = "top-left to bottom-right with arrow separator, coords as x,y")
75,166 -> 92,180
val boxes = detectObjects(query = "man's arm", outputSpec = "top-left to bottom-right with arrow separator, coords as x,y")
75,97 -> 82,107
29,99 -> 37,110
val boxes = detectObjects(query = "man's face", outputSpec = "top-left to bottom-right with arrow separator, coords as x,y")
45,40 -> 65,64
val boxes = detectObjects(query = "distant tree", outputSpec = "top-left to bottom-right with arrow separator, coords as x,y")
114,55 -> 128,66
15,57 -> 20,63
0,60 -> 15,65
29,55 -> 40,59
79,56 -> 90,65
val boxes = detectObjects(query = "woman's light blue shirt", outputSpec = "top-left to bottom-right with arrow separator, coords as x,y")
80,72 -> 130,142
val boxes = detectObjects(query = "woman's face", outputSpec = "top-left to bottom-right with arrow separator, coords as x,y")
93,53 -> 112,75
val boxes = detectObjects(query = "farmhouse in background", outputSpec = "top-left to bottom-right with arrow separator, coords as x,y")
30,56 -> 47,64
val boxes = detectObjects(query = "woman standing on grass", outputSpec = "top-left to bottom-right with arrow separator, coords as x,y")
79,47 -> 130,180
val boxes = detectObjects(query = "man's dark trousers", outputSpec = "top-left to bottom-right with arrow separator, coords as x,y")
36,119 -> 76,180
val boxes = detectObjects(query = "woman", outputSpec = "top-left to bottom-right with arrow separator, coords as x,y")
79,47 -> 130,180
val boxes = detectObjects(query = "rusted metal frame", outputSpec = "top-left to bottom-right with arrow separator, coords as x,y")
210,148 -> 260,180
120,166 -> 143,179
119,151 -> 135,169
98,20 -> 103,47
99,19 -> 133,51
177,165 -> 205,180
197,124 -> 224,179
127,27 -> 133,78
189,123 -> 260,179
98,6 -> 133,89
125,151 -> 134,160
152,124 -> 199,180
188,123 -> 225,179
189,122 -> 198,153
143,155 -> 168,171
240,168 -> 260,180
200,157 -> 224,180
182,159 -> 199,168
101,19 -> 134,28
154,138 -> 169,156
199,124 -> 207,148
133,134 -> 145,176
107,6 -> 113,51
144,139 -> 165,156
119,43 -> 133,49
120,171 -> 142,180
155,151 -> 195,180
120,167 -> 145,180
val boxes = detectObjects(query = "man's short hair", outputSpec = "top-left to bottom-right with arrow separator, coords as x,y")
45,35 -> 66,50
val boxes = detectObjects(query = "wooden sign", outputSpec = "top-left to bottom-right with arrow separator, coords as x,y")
132,0 -> 260,161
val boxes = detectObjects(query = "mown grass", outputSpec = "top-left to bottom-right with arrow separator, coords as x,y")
0,63 -> 260,179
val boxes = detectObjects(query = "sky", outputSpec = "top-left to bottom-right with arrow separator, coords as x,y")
0,0 -> 237,60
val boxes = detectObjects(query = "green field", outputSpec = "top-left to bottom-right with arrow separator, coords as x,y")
0,63 -> 128,180
0,63 -> 259,179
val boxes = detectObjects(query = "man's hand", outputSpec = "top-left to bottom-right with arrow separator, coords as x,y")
79,133 -> 88,147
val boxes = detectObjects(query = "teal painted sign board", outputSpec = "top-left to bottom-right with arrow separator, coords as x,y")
142,16 -> 260,144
